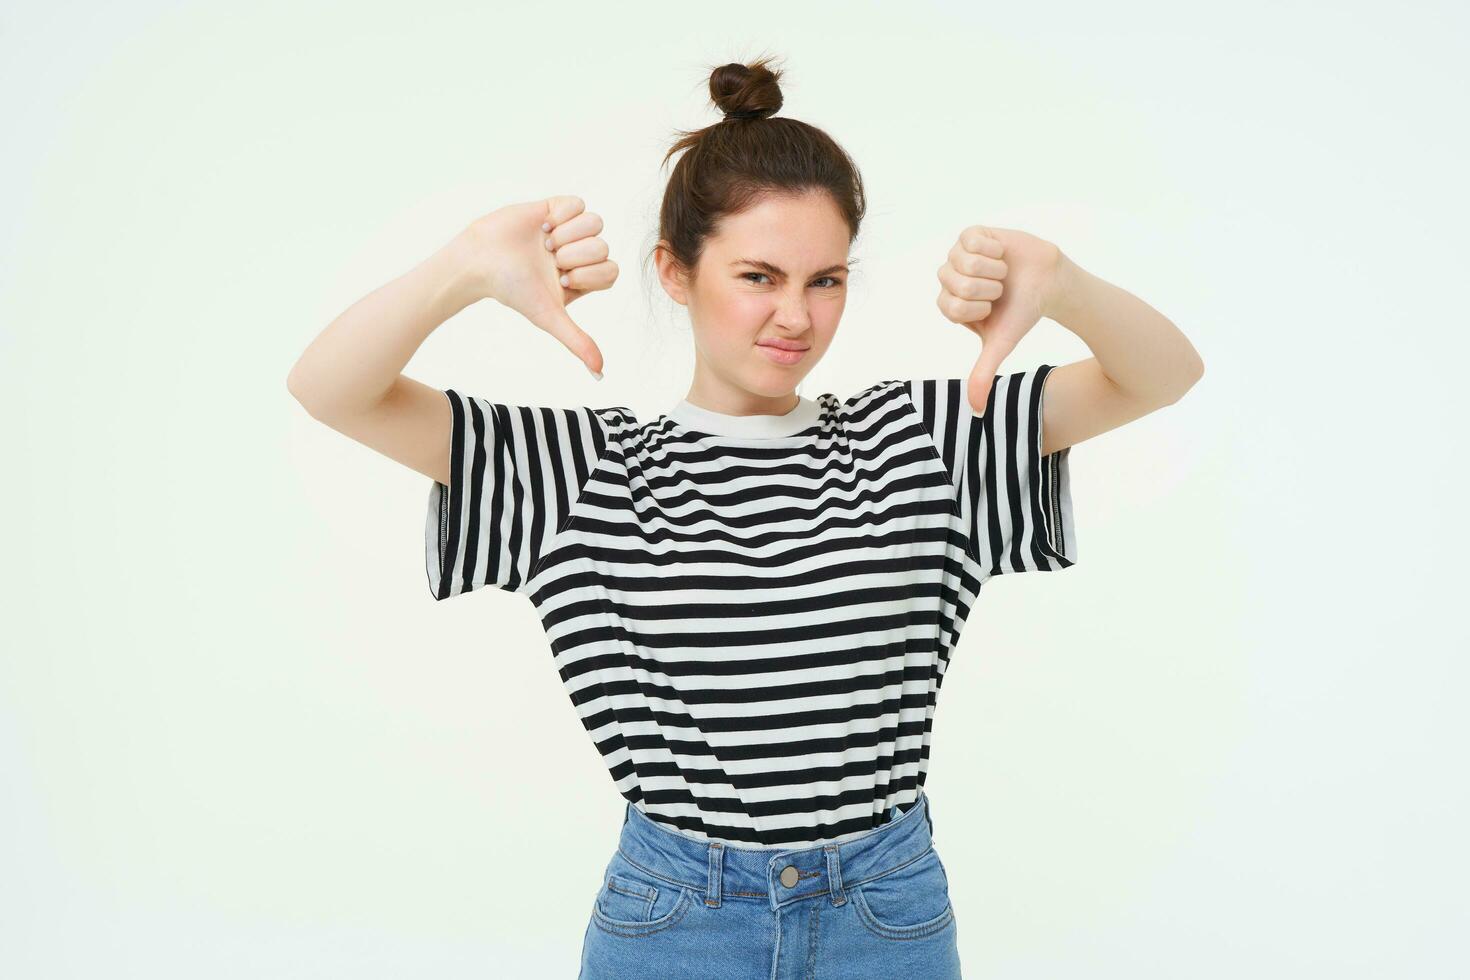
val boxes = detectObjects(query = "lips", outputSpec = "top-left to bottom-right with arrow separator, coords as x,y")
756,338 -> 810,366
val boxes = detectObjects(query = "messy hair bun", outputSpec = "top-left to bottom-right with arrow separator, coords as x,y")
709,59 -> 784,122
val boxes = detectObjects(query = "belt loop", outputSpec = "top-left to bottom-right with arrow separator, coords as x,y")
705,842 -> 724,908
824,843 -> 846,907
924,793 -> 935,839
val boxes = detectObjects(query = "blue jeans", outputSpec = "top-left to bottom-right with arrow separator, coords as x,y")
578,789 -> 962,979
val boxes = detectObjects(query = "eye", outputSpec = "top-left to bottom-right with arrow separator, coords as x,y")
742,273 -> 844,288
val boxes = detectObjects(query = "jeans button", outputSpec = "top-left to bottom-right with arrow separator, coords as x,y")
780,865 -> 799,888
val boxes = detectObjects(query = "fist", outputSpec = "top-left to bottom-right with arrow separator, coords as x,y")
936,225 -> 1062,414
464,195 -> 619,378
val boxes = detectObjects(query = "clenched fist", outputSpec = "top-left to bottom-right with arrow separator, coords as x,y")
460,195 -> 619,378
936,225 -> 1065,414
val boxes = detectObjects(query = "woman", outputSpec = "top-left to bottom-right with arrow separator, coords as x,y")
288,57 -> 1203,980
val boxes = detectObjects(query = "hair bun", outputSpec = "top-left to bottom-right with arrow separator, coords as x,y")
709,57 -> 784,121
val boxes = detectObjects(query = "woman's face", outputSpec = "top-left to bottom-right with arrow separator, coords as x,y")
657,189 -> 850,413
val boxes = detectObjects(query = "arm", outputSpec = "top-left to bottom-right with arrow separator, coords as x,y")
1043,254 -> 1205,404
286,233 -> 480,485
287,196 -> 616,487
936,225 -> 1204,447
1033,255 -> 1205,457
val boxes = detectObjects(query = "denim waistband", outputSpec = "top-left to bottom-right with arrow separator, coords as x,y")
613,791 -> 938,913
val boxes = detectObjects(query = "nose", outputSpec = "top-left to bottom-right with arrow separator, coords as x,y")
771,297 -> 812,335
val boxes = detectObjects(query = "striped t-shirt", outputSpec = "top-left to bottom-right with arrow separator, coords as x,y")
425,365 -> 1077,848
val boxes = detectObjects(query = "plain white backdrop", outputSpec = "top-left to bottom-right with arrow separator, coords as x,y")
4,1 -> 1466,977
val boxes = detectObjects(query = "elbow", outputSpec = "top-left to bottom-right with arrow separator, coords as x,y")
1187,354 -> 1205,389
1167,357 -> 1205,404
286,363 -> 307,406
286,362 -> 322,417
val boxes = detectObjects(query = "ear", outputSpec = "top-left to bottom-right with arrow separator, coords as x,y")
653,241 -> 691,306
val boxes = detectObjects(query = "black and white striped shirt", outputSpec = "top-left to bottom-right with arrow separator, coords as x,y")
425,366 -> 1077,848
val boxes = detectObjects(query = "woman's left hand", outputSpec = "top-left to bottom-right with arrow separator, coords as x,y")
936,225 -> 1066,414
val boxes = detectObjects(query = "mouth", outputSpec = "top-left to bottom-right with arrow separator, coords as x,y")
756,338 -> 811,365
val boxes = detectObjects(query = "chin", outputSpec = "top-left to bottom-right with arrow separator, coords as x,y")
751,359 -> 819,391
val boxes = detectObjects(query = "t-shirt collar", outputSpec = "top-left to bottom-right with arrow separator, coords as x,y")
666,394 -> 822,438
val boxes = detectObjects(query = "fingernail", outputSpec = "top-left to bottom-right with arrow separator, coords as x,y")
542,221 -> 551,232
560,274 -> 570,286
588,367 -> 603,381
544,237 -> 554,250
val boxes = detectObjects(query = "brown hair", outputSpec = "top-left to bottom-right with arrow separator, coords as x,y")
649,56 -> 867,287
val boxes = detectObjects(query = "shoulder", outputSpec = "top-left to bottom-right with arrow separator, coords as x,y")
590,404 -> 640,429
834,378 -> 922,419
589,404 -> 676,452
816,380 -> 920,437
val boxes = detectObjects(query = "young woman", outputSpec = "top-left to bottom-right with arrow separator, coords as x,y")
289,57 -> 1203,980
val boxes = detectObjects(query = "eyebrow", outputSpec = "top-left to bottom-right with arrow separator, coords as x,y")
730,258 -> 850,277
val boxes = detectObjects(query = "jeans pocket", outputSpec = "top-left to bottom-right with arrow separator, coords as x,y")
852,846 -> 955,940
589,853 -> 694,937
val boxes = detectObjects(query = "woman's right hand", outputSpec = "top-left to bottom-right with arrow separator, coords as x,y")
459,195 -> 618,378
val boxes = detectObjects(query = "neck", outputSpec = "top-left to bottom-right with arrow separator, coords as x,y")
684,363 -> 799,417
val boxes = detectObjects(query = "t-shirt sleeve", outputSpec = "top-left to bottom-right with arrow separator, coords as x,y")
425,388 -> 609,600
903,365 -> 1077,585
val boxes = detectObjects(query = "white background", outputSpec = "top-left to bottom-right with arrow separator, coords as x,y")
4,1 -> 1466,977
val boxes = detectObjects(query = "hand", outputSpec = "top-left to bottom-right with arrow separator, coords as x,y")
936,225 -> 1064,414
461,195 -> 619,378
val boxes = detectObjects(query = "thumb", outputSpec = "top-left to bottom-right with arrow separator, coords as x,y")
527,304 -> 605,379
966,338 -> 1009,416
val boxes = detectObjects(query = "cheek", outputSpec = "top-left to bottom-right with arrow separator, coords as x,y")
701,296 -> 767,348
723,291 -> 771,325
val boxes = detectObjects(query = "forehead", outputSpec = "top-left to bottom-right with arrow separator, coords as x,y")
705,191 -> 849,264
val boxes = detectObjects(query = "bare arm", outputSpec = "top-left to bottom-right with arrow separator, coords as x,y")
287,196 -> 617,487
1042,254 -> 1205,406
935,225 -> 1203,455
286,234 -> 479,485
1034,255 -> 1204,457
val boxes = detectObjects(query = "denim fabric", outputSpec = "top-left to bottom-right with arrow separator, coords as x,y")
578,789 -> 962,979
